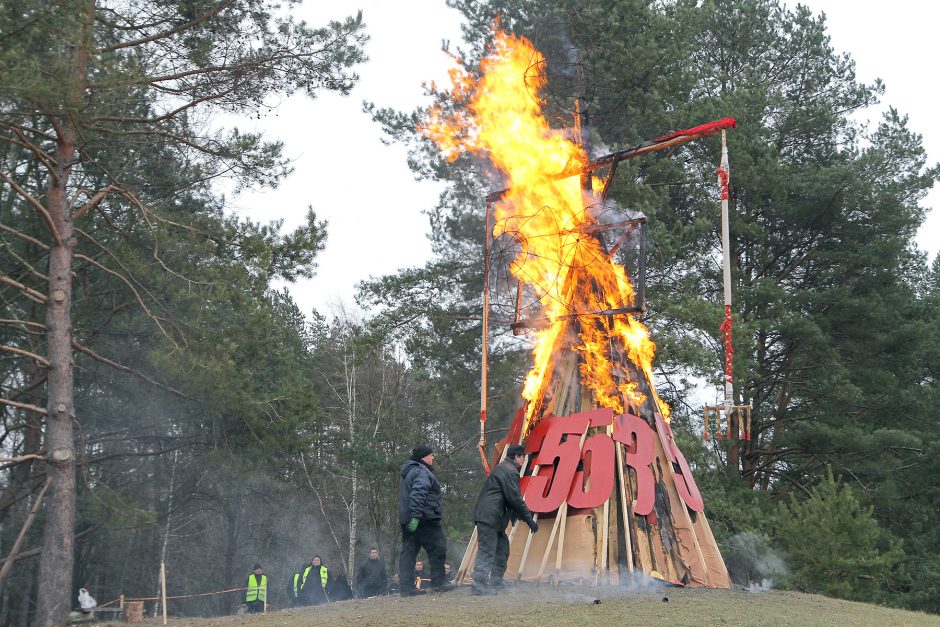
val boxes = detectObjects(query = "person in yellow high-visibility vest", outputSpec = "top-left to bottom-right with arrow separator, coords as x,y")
297,555 -> 329,605
244,563 -> 267,613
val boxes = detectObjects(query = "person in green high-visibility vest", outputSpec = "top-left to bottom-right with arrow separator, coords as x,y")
244,563 -> 267,613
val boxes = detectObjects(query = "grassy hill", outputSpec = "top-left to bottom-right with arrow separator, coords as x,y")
179,585 -> 939,626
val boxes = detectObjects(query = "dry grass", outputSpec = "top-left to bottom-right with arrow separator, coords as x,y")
133,584 -> 940,627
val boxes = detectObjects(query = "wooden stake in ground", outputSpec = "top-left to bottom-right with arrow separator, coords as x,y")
615,440 -> 634,575
598,424 -> 612,586
160,562 -> 168,625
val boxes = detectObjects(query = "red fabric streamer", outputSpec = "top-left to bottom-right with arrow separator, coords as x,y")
719,304 -> 734,387
654,117 -> 737,143
716,166 -> 730,201
720,305 -> 734,440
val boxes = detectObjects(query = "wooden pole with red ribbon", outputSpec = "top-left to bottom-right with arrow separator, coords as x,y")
717,130 -> 734,431
479,201 -> 492,474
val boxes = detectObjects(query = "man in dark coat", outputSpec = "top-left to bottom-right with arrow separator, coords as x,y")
356,547 -> 388,598
398,445 -> 454,596
471,444 -> 538,595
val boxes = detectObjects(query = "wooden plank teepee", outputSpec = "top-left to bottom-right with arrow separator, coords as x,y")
459,269 -> 732,589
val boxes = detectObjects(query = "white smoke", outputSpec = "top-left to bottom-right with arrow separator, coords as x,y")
725,531 -> 789,590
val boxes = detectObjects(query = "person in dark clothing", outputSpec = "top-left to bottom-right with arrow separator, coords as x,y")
413,560 -> 426,587
297,555 -> 329,605
444,563 -> 455,583
398,445 -> 455,596
471,444 -> 538,595
356,547 -> 388,598
327,573 -> 353,601
286,565 -> 302,607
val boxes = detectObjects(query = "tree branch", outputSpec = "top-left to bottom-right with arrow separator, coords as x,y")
0,524 -> 101,567
88,83 -> 240,125
0,475 -> 52,587
0,398 -> 47,415
0,171 -> 62,245
72,184 -> 116,220
0,221 -> 50,251
6,247 -> 48,282
0,454 -> 45,465
95,0 -> 237,53
90,48 -> 308,91
0,121 -> 58,174
0,344 -> 49,367
71,341 -> 187,398
0,273 -> 48,303
72,251 -> 179,349
0,319 -> 46,330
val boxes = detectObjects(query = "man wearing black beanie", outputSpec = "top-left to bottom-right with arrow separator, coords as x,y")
470,444 -> 538,595
398,445 -> 454,596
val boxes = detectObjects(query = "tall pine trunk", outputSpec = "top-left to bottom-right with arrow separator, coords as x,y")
35,1 -> 94,623
36,118 -> 79,627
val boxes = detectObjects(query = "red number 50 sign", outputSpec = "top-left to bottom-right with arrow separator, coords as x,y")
520,408 -> 703,515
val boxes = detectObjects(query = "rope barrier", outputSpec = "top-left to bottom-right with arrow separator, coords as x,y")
124,586 -> 249,602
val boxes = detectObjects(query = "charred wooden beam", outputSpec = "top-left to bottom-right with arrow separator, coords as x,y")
510,306 -> 645,332
486,118 -> 737,203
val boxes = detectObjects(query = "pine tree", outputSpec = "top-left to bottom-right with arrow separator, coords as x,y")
0,1 -> 365,622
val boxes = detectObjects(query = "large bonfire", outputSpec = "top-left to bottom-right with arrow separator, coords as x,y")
424,31 -> 668,429
425,30 -> 732,588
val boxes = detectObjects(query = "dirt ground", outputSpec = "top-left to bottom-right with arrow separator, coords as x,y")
124,584 -> 940,626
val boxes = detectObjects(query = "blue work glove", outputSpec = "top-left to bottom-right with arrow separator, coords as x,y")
407,517 -> 419,532
527,520 -> 539,533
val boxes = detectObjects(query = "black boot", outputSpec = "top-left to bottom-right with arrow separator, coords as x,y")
471,583 -> 497,596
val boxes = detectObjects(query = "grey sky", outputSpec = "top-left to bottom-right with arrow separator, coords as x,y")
230,0 -> 939,317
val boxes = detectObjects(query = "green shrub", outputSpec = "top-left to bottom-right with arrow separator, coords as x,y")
773,468 -> 901,602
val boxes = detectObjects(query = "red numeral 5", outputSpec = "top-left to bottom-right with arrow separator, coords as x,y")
566,431 -> 615,509
522,414 -> 590,513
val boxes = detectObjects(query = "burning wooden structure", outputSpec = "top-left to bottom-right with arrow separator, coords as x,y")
424,29 -> 733,588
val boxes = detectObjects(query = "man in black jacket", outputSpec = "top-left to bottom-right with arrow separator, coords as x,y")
398,445 -> 454,596
471,444 -> 538,595
356,548 -> 388,598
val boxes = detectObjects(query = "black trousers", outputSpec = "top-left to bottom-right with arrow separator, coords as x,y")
472,522 -> 510,584
399,519 -> 447,591
245,600 -> 265,613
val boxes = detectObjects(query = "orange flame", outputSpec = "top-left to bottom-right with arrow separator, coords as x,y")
422,30 -> 670,425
